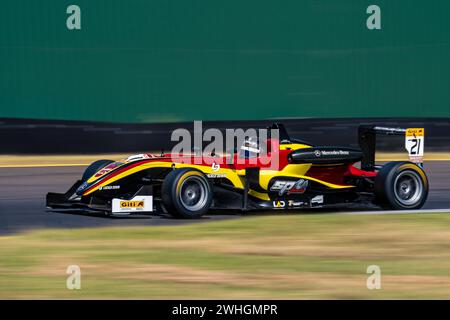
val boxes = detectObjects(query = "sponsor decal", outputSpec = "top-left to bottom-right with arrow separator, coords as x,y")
99,185 -> 120,191
212,162 -> 220,172
316,150 -> 350,156
76,182 -> 89,193
94,162 -> 122,178
405,128 -> 424,164
112,196 -> 153,214
406,128 -> 424,138
120,200 -> 144,208
311,195 -> 324,205
95,168 -> 111,177
207,173 -> 227,178
270,179 -> 309,196
272,200 -> 286,208
288,200 -> 305,207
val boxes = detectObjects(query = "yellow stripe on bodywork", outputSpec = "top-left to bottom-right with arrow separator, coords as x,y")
257,164 -> 354,190
248,189 -> 271,201
83,161 -> 247,196
83,161 -> 353,198
84,161 -> 172,195
279,143 -> 311,150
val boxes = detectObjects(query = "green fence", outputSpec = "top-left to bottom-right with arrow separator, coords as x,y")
0,1 -> 449,122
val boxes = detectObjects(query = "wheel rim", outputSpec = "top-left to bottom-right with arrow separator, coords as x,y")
179,176 -> 208,211
393,170 -> 423,206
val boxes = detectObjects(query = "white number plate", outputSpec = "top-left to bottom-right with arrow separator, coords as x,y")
405,128 -> 424,163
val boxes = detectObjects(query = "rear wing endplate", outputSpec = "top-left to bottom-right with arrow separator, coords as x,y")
358,125 -> 425,170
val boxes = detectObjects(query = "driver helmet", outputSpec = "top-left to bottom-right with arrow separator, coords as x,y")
238,136 -> 260,159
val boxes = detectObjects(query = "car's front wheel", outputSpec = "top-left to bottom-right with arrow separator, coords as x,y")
161,168 -> 212,218
375,161 -> 428,210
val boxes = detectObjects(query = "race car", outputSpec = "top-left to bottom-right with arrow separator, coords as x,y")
46,123 -> 428,218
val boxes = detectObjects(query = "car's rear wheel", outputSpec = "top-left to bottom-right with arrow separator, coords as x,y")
375,161 -> 428,210
161,168 -> 212,218
82,159 -> 114,182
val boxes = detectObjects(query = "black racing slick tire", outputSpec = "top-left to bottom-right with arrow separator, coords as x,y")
375,161 -> 428,210
82,159 -> 114,182
161,168 -> 213,219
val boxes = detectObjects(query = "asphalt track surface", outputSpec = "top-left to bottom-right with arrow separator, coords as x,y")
1,162 -> 450,235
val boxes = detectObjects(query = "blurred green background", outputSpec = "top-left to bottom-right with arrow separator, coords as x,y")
0,0 -> 449,122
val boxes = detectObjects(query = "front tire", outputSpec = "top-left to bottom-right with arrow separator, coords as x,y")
161,168 -> 212,218
375,161 -> 428,210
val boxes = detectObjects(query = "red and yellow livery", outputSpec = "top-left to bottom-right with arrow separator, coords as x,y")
46,123 -> 428,218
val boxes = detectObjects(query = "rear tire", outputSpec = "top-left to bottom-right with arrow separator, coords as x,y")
82,160 -> 114,182
161,168 -> 212,218
375,161 -> 428,210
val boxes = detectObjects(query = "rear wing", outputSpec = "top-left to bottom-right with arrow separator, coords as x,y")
358,125 -> 425,170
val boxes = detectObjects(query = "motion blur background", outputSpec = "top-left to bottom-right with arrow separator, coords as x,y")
0,0 -> 449,123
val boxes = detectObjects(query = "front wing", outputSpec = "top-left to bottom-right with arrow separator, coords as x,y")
46,180 -> 373,215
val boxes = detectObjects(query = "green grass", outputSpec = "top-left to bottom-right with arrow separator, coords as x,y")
2,213 -> 450,299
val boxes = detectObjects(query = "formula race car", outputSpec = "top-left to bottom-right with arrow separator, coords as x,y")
46,123 -> 428,218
